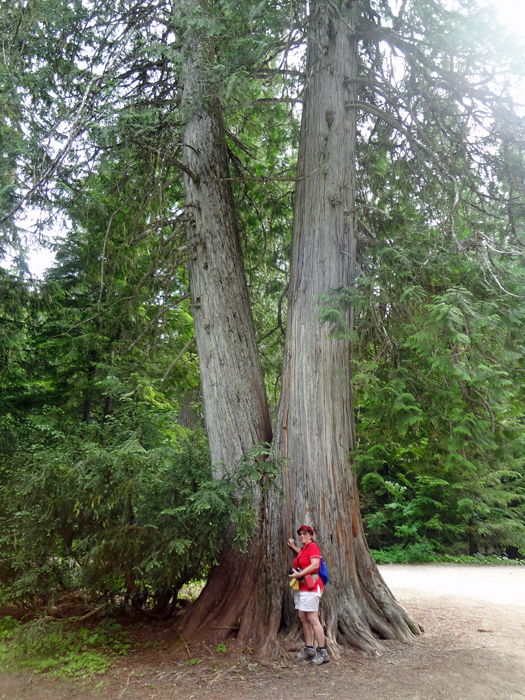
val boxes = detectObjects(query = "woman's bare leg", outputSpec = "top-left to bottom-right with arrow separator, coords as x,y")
304,611 -> 325,647
298,610 -> 315,646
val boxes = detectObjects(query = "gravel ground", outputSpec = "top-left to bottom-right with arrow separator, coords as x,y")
2,564 -> 525,700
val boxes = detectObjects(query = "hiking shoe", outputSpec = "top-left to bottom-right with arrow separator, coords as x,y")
310,648 -> 330,666
295,646 -> 316,661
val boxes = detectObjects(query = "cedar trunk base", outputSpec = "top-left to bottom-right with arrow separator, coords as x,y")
177,540 -> 421,658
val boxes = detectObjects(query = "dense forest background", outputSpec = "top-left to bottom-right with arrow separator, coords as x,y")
1,0 -> 525,617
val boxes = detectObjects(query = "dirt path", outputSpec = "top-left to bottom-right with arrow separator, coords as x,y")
2,564 -> 525,700
381,563 -> 525,608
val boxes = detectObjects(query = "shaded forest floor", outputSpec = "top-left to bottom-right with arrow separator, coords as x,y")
1,565 -> 525,700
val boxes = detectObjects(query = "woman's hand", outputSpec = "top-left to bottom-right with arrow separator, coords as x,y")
287,537 -> 300,554
288,568 -> 302,579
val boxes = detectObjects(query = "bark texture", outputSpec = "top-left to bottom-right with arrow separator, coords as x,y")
269,0 -> 421,654
182,106 -> 271,470
178,58 -> 274,642
177,0 -> 420,657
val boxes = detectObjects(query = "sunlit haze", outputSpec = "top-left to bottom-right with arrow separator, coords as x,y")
493,0 -> 525,28
21,0 -> 525,278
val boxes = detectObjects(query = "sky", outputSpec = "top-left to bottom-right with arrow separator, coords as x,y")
21,0 -> 525,278
494,0 -> 525,25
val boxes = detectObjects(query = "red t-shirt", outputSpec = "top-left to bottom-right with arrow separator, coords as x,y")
293,542 -> 324,593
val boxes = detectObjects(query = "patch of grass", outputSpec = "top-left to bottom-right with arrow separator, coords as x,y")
0,617 -> 130,679
0,616 -> 21,640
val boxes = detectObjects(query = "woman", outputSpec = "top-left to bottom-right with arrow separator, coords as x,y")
287,525 -> 330,665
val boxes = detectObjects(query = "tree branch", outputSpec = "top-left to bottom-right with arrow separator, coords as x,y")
161,337 -> 196,382
127,292 -> 190,352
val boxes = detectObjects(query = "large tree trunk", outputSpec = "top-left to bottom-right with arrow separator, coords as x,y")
177,0 -> 420,657
181,98 -> 272,473
177,56 -> 275,643
269,0 -> 421,655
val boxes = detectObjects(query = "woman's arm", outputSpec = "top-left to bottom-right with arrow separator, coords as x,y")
289,557 -> 320,579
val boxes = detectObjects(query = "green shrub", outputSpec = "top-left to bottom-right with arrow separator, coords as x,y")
371,548 -> 525,565
0,400 -> 279,610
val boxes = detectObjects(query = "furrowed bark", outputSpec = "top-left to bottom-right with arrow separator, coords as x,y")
177,51 -> 274,643
181,94 -> 272,474
177,0 -> 420,657
269,0 -> 421,655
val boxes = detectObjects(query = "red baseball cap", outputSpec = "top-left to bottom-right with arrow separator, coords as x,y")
297,525 -> 314,535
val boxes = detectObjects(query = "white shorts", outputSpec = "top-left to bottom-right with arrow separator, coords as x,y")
294,590 -> 322,612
